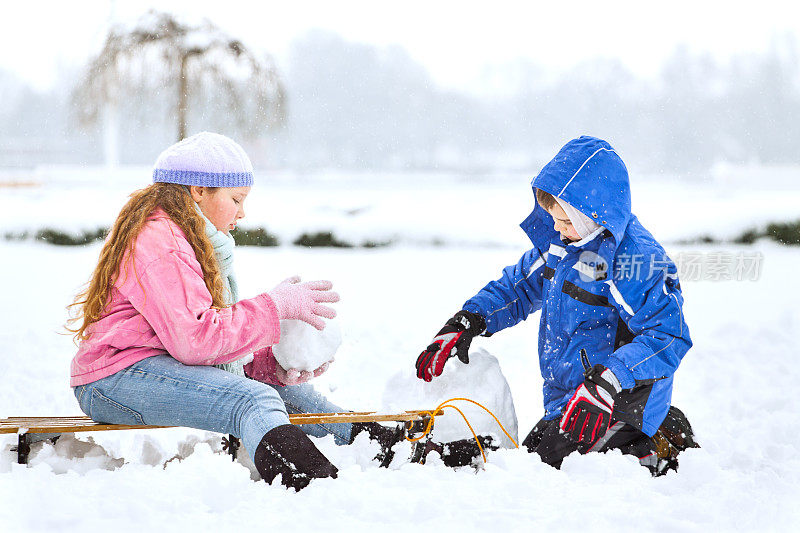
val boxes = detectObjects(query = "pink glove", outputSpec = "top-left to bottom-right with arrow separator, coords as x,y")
244,348 -> 331,387
268,276 -> 340,330
277,361 -> 331,386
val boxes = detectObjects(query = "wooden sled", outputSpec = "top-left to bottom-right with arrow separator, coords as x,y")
1,411 -> 440,465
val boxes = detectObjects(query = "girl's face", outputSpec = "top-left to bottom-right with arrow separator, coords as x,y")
191,186 -> 251,234
545,202 -> 581,242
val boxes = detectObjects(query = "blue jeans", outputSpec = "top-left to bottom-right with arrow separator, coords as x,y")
73,355 -> 353,461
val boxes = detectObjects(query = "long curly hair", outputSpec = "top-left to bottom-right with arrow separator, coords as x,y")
67,182 -> 227,342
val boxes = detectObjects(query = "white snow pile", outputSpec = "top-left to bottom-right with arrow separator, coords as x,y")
272,319 -> 342,372
382,348 -> 519,449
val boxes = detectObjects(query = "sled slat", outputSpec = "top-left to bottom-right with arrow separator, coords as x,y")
0,417 -> 173,434
0,411 -> 439,435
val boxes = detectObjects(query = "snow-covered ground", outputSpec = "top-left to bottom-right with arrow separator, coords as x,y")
2,170 -> 800,531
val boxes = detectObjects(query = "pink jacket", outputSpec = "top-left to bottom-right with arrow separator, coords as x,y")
70,210 -> 282,386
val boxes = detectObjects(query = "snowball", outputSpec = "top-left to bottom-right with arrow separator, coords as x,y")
382,348 -> 519,449
272,319 -> 342,372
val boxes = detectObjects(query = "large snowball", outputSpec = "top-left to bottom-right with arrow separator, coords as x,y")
382,348 -> 519,449
272,319 -> 342,372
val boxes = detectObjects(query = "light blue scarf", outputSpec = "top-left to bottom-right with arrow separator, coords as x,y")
195,204 -> 245,377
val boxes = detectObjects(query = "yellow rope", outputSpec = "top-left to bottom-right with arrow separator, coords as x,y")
406,397 -> 519,463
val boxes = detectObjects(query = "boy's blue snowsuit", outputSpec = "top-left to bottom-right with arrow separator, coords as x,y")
463,136 -> 691,436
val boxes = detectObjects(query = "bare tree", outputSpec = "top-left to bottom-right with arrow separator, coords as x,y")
73,10 -> 285,143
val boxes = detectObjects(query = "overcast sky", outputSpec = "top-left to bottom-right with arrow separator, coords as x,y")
2,0 -> 798,92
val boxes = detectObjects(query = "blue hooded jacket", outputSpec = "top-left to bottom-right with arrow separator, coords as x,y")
463,136 -> 691,436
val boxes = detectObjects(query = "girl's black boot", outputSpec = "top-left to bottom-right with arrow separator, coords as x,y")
253,424 -> 338,491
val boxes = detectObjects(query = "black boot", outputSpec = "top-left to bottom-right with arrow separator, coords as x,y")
253,424 -> 338,491
350,422 -> 406,467
651,406 -> 700,476
439,435 -> 498,467
412,435 -> 498,467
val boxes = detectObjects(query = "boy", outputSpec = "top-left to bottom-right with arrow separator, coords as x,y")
415,136 -> 698,475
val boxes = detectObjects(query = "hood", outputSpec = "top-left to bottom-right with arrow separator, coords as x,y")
520,136 -> 632,248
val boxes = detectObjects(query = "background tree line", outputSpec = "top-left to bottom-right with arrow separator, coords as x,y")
1,29 -> 798,175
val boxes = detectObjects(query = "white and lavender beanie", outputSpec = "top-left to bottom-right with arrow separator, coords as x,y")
152,132 -> 254,187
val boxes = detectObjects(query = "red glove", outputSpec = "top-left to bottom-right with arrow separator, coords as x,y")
415,310 -> 485,382
560,350 -> 622,448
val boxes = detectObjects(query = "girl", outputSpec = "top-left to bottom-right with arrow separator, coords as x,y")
69,132 -> 399,491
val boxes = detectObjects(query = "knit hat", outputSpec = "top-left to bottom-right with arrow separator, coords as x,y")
152,132 -> 254,187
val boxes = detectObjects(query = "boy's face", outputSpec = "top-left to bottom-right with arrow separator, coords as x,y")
545,203 -> 581,242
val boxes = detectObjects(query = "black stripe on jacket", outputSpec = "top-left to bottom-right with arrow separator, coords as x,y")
561,280 -> 611,307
